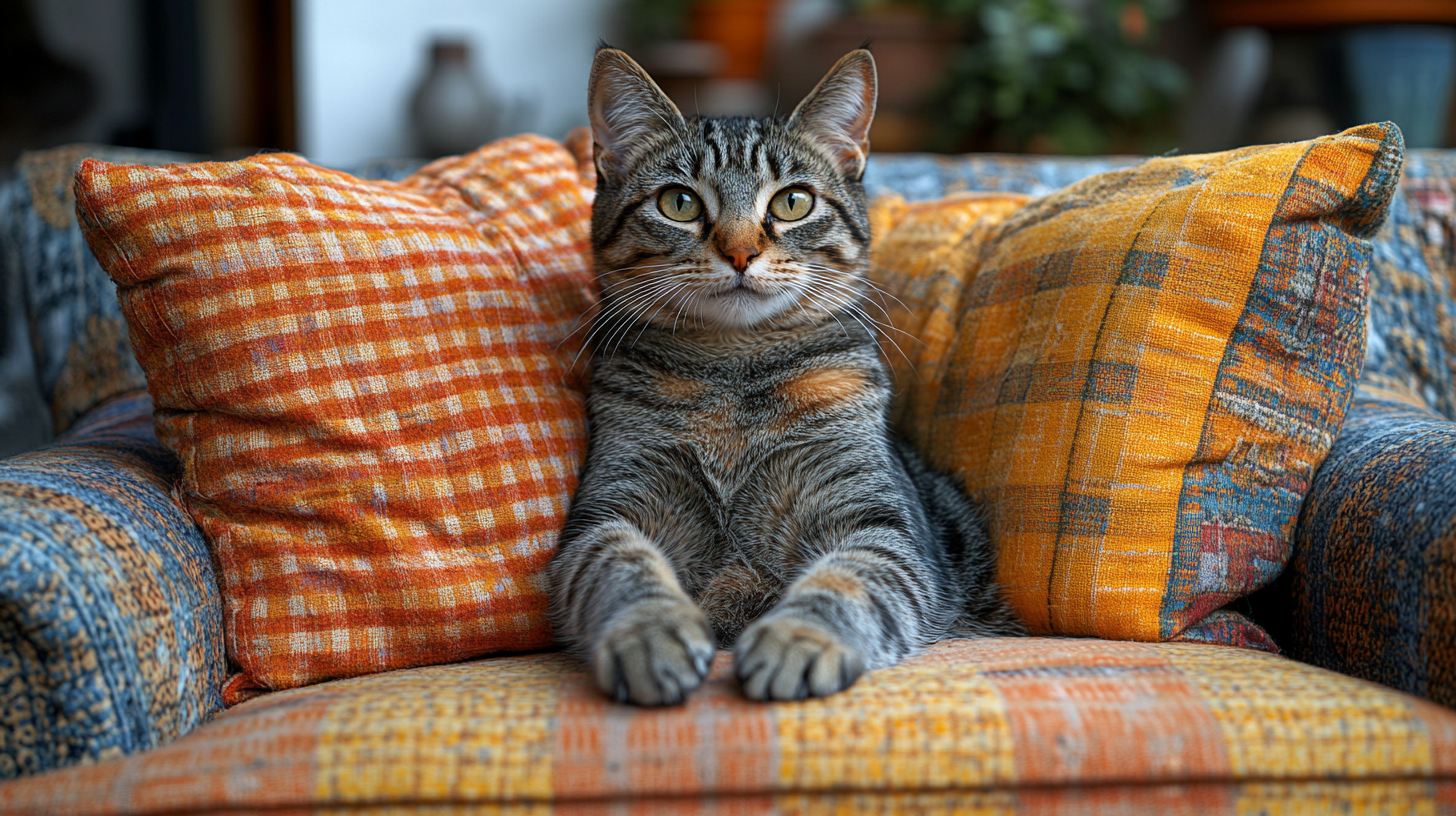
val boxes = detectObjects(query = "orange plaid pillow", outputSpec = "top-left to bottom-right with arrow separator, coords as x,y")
74,135 -> 595,698
873,124 -> 1403,645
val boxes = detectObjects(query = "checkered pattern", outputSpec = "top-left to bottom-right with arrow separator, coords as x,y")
72,135 -> 596,696
3,638 -> 1453,814
872,124 -> 1403,642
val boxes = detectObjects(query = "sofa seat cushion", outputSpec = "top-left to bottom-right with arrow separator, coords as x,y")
0,391 -> 224,781
4,638 -> 1453,814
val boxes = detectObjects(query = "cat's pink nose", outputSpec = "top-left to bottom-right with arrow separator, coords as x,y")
724,246 -> 761,273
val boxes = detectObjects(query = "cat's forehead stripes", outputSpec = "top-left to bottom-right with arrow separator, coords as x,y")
644,118 -> 821,184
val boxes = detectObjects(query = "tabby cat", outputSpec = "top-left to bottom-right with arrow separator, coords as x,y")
548,46 -> 1021,706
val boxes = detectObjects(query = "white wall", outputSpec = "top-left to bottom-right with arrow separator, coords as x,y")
296,0 -> 617,166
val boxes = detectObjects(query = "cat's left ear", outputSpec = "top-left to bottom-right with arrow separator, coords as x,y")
788,49 -> 877,179
588,47 -> 685,182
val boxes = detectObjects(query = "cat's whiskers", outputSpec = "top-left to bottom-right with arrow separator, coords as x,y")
803,271 -> 919,343
595,273 -> 712,360
570,273 -> 700,368
802,275 -> 916,373
594,261 -> 683,281
799,261 -> 910,323
800,287 -> 855,343
558,267 -> 700,350
618,278 -> 704,357
798,266 -> 908,332
673,284 -> 708,336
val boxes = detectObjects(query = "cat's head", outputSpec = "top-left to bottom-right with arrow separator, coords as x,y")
587,47 -> 877,333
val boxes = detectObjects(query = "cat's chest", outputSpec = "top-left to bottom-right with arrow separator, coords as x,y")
651,363 -> 880,475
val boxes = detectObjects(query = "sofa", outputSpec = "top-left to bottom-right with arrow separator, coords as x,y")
0,138 -> 1453,814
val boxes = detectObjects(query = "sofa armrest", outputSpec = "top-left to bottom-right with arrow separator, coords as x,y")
0,392 -> 225,780
1252,398 -> 1456,708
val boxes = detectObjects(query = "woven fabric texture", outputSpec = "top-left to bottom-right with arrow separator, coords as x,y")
868,144 -> 1456,704
866,148 -> 1456,420
3,637 -> 1453,814
0,147 -> 189,433
0,391 -> 224,781
72,135 -> 596,697
870,124 -> 1403,643
1252,398 -> 1456,709
1242,149 -> 1456,711
1360,151 -> 1456,416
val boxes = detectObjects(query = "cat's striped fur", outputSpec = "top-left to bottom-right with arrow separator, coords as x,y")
548,47 -> 1021,706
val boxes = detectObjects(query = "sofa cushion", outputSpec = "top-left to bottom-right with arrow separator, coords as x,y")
72,135 -> 596,698
870,124 -> 1403,643
2,638 -> 1452,814
0,391 -> 224,781
1360,151 -> 1456,417
0,147 -> 190,434
1252,398 -> 1456,709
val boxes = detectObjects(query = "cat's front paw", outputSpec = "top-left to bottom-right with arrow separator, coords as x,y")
734,614 -> 865,701
593,599 -> 716,706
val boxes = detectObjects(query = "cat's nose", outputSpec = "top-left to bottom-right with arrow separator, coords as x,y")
722,245 -> 761,273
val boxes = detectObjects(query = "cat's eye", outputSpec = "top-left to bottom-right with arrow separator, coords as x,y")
770,187 -> 814,221
657,187 -> 702,222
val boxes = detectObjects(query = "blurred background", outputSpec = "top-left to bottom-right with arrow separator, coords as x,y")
8,0 -> 1456,169
4,0 -> 1456,453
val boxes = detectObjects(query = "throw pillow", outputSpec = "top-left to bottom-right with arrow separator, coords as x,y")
872,123 -> 1403,642
73,134 -> 596,698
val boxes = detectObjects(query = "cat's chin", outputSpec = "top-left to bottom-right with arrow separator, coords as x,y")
692,288 -> 803,332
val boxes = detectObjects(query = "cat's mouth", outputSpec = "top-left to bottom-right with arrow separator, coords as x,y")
716,277 -> 769,298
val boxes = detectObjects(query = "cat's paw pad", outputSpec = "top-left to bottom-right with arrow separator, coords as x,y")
594,600 -> 716,706
733,614 -> 865,701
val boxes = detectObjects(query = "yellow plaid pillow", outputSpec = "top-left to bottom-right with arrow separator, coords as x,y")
874,124 -> 1403,643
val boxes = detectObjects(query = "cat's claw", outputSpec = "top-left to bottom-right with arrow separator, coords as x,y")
593,600 -> 716,706
734,614 -> 865,701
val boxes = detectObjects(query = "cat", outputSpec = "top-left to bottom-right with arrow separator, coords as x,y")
547,46 -> 1022,706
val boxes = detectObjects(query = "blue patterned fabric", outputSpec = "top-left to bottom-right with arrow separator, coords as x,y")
1357,151 -> 1456,417
1253,399 -> 1456,708
1244,150 -> 1456,709
0,147 -> 193,434
864,152 -> 1140,200
0,391 -> 224,780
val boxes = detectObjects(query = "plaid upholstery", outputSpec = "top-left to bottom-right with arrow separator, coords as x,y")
871,124 -> 1403,643
72,136 -> 596,697
0,391 -> 224,780
2,638 -> 1453,814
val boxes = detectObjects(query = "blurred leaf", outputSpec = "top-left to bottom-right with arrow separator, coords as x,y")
993,83 -> 1024,117
1146,58 -> 1187,96
1063,59 -> 1093,90
1052,111 -> 1106,154
923,0 -> 1187,152
1027,23 -> 1066,56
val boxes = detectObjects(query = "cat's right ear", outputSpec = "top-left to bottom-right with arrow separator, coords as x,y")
588,47 -> 684,182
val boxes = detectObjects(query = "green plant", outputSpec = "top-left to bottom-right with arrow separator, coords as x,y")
622,0 -> 698,47
921,0 -> 1186,154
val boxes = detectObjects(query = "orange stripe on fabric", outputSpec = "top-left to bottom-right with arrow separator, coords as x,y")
552,653 -> 777,799
988,642 -> 1232,784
